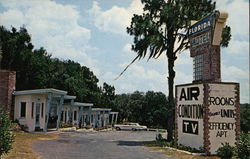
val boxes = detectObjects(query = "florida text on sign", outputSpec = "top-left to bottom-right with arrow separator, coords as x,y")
188,15 -> 212,36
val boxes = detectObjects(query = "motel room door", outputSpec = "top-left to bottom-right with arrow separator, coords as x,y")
35,103 -> 41,127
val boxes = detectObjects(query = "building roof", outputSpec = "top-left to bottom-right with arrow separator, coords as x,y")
13,88 -> 67,96
110,112 -> 119,114
63,102 -> 93,107
64,95 -> 76,100
92,108 -> 111,111
73,102 -> 93,107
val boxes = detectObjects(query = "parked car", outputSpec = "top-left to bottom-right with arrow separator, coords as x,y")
114,122 -> 147,131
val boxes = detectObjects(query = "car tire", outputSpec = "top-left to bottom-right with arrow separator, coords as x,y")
116,127 -> 121,131
132,128 -> 137,131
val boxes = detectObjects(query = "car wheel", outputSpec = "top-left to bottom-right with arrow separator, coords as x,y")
116,127 -> 121,131
132,128 -> 137,131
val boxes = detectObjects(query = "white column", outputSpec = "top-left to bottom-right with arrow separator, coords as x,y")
78,107 -> 83,127
44,93 -> 52,132
115,112 -> 118,124
111,113 -> 114,125
88,106 -> 91,125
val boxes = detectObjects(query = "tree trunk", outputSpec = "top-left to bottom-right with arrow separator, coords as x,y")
166,57 -> 176,141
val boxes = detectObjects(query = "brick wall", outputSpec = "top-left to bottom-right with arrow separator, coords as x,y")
0,70 -> 16,118
191,43 -> 221,83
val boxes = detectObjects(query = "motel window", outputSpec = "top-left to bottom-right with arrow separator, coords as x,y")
31,102 -> 34,118
41,103 -> 44,118
20,102 -> 26,118
193,54 -> 204,81
74,111 -> 77,121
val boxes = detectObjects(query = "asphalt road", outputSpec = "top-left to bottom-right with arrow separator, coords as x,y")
32,130 -> 175,159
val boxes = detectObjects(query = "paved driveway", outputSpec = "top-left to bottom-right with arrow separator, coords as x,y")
32,130 -> 175,159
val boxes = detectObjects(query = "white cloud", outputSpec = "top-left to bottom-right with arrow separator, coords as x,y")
88,0 -> 143,35
122,43 -> 132,53
222,64 -> 248,81
175,51 -> 192,66
222,64 -> 249,103
216,0 -> 249,39
113,62 -> 167,94
0,0 -> 98,73
222,39 -> 249,54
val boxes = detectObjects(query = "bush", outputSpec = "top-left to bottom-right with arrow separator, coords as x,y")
235,132 -> 250,159
176,144 -> 204,153
156,133 -> 164,141
60,122 -> 73,128
0,107 -> 15,156
216,142 -> 234,159
11,122 -> 22,131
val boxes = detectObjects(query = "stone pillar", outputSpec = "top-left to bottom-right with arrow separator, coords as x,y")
0,70 -> 16,119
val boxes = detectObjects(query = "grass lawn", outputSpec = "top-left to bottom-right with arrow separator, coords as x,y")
2,131 -> 58,159
144,141 -> 220,159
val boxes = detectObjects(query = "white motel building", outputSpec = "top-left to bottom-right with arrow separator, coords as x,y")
13,88 -> 118,132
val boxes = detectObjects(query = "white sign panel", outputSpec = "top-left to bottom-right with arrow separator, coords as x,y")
208,84 -> 237,154
176,84 -> 204,149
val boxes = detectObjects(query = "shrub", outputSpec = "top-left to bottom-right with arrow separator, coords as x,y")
235,132 -> 250,159
156,133 -> 164,141
216,142 -> 234,159
176,144 -> 204,153
11,122 -> 22,131
85,125 -> 92,129
0,107 -> 15,156
60,122 -> 73,128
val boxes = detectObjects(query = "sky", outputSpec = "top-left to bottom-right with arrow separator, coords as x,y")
0,0 -> 249,103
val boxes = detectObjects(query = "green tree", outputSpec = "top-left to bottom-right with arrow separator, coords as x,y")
145,91 -> 168,128
113,90 -> 168,128
235,132 -> 250,159
240,104 -> 250,133
0,26 -> 102,105
0,107 -> 14,156
124,0 -> 231,141
114,94 -> 131,122
128,91 -> 146,123
99,82 -> 115,107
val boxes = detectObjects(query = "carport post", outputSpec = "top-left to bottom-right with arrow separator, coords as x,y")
111,113 -> 114,125
115,112 -> 118,124
56,95 -> 64,129
44,93 -> 52,132
78,106 -> 83,127
102,111 -> 105,127
107,111 -> 110,125
88,106 -> 91,125
95,111 -> 98,127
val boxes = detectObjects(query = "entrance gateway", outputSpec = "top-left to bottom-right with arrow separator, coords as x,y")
175,11 -> 240,154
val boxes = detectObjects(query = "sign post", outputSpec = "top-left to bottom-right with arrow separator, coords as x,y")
175,11 -> 240,155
